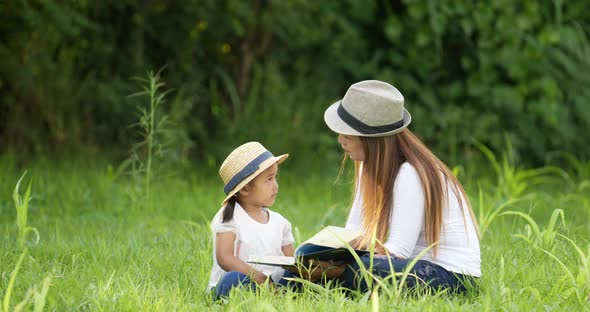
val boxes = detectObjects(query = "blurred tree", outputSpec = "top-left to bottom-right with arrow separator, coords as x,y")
0,0 -> 588,167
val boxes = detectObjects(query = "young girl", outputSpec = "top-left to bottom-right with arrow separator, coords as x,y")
300,80 -> 481,293
207,141 -> 295,299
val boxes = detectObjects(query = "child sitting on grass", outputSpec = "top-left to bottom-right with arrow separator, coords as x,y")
207,142 -> 295,299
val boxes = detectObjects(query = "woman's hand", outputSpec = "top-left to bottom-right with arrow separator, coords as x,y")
287,259 -> 346,281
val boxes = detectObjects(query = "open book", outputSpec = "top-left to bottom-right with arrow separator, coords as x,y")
247,226 -> 368,268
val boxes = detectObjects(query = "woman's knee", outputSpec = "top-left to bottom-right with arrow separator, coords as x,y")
340,256 -> 474,293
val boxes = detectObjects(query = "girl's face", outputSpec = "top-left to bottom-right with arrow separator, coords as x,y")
239,163 -> 280,208
338,134 -> 365,161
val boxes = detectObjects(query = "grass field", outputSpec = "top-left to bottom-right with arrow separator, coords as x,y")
1,153 -> 589,311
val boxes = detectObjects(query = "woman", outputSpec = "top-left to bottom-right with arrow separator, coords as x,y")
314,80 -> 481,293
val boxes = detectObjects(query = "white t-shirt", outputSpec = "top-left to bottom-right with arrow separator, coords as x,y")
345,162 -> 481,277
207,202 -> 295,290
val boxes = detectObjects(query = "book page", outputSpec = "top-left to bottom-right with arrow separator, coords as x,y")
298,226 -> 362,249
247,255 -> 295,267
247,226 -> 363,266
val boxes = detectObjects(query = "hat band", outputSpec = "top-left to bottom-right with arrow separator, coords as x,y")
223,151 -> 274,195
337,102 -> 404,135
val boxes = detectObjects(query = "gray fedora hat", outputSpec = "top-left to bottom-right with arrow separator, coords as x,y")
324,80 -> 411,137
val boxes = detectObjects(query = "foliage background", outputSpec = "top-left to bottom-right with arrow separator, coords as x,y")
2,1 -> 590,310
1,0 -> 589,167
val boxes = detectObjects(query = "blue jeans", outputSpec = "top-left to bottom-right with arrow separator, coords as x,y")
336,254 -> 476,293
213,270 -> 300,300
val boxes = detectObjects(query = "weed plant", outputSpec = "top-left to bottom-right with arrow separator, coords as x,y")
124,66 -> 174,212
11,171 -> 39,249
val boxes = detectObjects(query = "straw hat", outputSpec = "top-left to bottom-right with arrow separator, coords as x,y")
219,142 -> 288,204
324,80 -> 411,137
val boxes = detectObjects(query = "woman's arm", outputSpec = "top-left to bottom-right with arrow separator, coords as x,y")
216,232 -> 270,284
384,163 -> 426,258
345,184 -> 363,230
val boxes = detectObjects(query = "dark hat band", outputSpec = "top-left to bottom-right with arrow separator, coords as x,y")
223,151 -> 274,195
337,102 -> 404,135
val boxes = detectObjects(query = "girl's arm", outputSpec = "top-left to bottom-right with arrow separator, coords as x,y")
281,244 -> 295,257
216,232 -> 270,285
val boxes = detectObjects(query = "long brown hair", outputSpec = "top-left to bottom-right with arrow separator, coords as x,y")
349,129 -> 479,256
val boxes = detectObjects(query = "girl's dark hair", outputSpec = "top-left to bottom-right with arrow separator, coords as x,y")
222,197 -> 237,223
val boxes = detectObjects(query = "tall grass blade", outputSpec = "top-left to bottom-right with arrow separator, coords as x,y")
3,249 -> 28,312
12,171 -> 39,248
395,243 -> 436,295
500,211 -> 541,239
33,276 -> 52,312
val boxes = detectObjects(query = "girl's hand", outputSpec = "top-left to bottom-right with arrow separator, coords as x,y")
251,271 -> 273,286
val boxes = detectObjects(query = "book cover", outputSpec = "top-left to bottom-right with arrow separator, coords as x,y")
247,226 -> 368,268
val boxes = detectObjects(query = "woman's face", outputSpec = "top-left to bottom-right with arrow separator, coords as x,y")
338,134 -> 365,161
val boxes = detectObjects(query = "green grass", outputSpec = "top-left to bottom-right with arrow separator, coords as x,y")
1,155 -> 589,311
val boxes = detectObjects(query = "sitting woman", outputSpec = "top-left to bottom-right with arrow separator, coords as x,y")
308,80 -> 481,293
